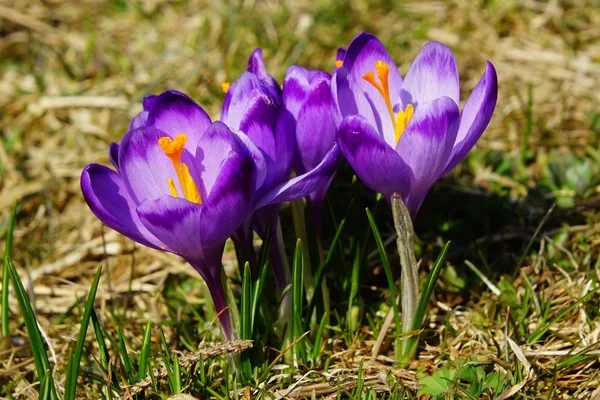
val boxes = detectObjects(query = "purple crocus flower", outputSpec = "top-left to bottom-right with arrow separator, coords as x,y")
282,65 -> 340,239
221,49 -> 341,289
333,32 -> 498,217
81,90 -> 258,340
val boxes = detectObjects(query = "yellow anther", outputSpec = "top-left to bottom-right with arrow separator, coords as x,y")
158,134 -> 202,204
395,104 -> 414,143
221,81 -> 230,93
167,178 -> 179,198
181,163 -> 201,204
361,60 -> 395,128
335,60 -> 343,68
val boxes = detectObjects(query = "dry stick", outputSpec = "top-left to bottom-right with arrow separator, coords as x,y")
391,194 -> 418,358
118,340 -> 253,399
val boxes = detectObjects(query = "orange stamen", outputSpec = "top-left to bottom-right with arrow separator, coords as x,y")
158,134 -> 202,204
335,60 -> 343,68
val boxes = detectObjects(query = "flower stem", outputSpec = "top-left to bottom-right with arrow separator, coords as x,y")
391,194 -> 418,359
291,199 -> 315,303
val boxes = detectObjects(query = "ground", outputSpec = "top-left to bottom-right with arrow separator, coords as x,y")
1,0 -> 600,399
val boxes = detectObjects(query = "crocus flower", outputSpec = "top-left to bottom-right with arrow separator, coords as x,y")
333,32 -> 498,217
81,90 -> 258,339
222,50 -> 341,289
282,65 -> 340,239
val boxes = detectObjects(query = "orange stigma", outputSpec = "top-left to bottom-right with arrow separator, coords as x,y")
362,60 -> 413,143
335,60 -> 343,68
158,134 -> 202,204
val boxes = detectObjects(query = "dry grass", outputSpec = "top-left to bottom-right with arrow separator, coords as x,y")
1,0 -> 600,398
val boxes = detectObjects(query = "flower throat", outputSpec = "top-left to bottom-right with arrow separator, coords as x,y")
362,60 -> 413,143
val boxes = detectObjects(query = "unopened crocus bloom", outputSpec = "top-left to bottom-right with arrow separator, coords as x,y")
333,33 -> 498,216
222,49 -> 341,289
282,65 -> 340,239
81,90 -> 257,339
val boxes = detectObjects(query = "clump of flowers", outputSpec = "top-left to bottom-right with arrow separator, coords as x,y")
81,32 -> 497,353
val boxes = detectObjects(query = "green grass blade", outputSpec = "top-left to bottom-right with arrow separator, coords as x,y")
291,238 -> 306,362
90,309 -> 110,371
7,257 -> 56,399
406,241 -> 450,356
528,286 -> 599,344
38,368 -> 53,400
304,218 -> 346,329
64,265 -> 103,400
116,326 -> 134,383
168,354 -> 182,394
310,312 -> 328,367
251,255 -> 269,334
138,321 -> 152,380
2,200 -> 18,337
241,262 -> 252,340
365,208 -> 401,337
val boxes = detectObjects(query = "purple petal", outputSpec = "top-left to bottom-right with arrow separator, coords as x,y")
336,47 -> 346,63
247,48 -> 281,98
191,122 -> 256,247
142,95 -> 157,111
231,130 -> 267,192
109,142 -> 119,170
396,97 -> 460,215
284,66 -> 331,120
257,144 -> 340,208
443,62 -> 498,175
221,72 -> 268,129
283,66 -> 311,119
238,96 -> 295,196
200,133 -> 256,248
118,126 -> 203,205
129,111 -> 149,131
146,90 -> 212,154
342,33 -> 403,137
263,110 -> 296,192
238,91 -> 279,160
401,41 -> 460,108
81,164 -> 163,250
332,67 -> 377,133
136,196 -> 205,261
247,48 -> 268,77
338,115 -> 411,198
296,75 -> 337,172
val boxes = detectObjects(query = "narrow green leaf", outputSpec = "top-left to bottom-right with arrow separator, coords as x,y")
65,265 -> 103,400
168,354 -> 182,394
305,218 -> 346,329
406,242 -> 450,357
241,262 -> 252,340
310,312 -> 328,367
365,208 -> 401,336
116,326 -> 133,383
7,257 -> 56,399
38,369 -> 53,400
2,200 -> 18,336
291,239 -> 306,362
138,321 -> 152,380
90,309 -> 110,371
251,255 -> 269,334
